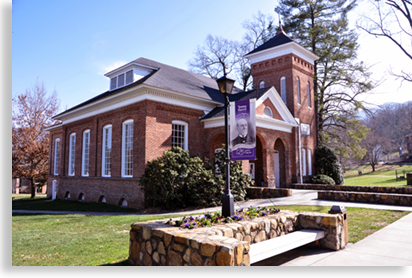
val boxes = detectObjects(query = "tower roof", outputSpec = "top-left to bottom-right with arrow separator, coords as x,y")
246,31 -> 293,56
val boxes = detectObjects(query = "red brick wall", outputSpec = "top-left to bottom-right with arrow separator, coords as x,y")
251,53 -> 316,181
48,100 -> 207,209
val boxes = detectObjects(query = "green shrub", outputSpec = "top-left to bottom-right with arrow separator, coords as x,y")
140,146 -> 253,210
139,147 -> 222,210
314,145 -> 344,185
312,174 -> 336,185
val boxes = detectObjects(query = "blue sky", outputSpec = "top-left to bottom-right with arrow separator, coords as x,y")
11,0 -> 412,114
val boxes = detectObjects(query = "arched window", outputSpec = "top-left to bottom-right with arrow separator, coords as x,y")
68,133 -> 76,176
264,107 -> 273,118
119,198 -> 128,207
102,125 -> 112,177
307,82 -> 311,108
297,77 -> 301,105
64,191 -> 71,200
280,77 -> 287,104
98,195 -> 106,203
302,148 -> 307,176
54,138 -> 60,175
78,193 -> 85,202
122,120 -> 134,177
82,130 -> 90,177
259,81 -> 265,89
308,149 -> 312,176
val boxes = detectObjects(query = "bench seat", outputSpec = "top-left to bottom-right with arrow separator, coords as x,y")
249,229 -> 325,264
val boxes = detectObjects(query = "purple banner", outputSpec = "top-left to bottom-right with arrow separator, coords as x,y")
230,99 -> 256,161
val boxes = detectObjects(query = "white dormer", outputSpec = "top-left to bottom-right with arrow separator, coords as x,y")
104,60 -> 158,91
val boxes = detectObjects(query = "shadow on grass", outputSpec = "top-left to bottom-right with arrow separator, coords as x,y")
100,260 -> 130,266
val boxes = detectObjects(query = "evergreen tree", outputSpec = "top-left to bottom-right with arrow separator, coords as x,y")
275,0 -> 375,146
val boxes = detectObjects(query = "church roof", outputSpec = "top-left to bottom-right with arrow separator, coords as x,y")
246,31 -> 293,56
54,58 -> 243,119
201,87 -> 272,120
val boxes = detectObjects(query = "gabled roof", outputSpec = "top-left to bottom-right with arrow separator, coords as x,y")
201,87 -> 272,119
201,86 -> 298,132
133,58 -> 242,102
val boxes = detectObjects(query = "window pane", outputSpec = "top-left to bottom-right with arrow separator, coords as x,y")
110,77 -> 117,90
123,122 -> 133,176
118,73 -> 125,87
281,77 -> 287,104
297,78 -> 300,104
126,70 -> 133,84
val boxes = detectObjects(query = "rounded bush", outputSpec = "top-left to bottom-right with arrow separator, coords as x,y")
312,174 -> 336,185
314,145 -> 344,185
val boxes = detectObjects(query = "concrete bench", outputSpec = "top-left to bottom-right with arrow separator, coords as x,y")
249,229 -> 325,264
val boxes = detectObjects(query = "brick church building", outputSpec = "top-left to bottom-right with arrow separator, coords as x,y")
46,27 -> 318,209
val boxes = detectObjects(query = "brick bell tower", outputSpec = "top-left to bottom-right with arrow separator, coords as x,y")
245,21 -> 318,120
245,19 -> 319,182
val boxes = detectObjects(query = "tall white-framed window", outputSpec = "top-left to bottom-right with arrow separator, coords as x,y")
259,81 -> 265,89
68,133 -> 76,176
82,130 -> 90,177
308,149 -> 312,176
280,76 -> 287,104
302,148 -> 307,176
102,125 -> 112,177
54,138 -> 60,175
307,82 -> 311,108
122,119 -> 134,178
297,77 -> 301,105
172,120 -> 188,151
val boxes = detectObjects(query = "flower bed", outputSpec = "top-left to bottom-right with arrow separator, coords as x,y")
166,206 -> 281,230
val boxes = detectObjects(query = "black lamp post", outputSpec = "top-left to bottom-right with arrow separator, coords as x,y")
216,75 -> 235,217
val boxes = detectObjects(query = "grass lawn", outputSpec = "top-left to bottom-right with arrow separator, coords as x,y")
343,164 -> 412,187
12,205 -> 410,266
12,193 -> 47,201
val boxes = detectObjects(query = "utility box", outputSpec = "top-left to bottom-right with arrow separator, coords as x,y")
329,205 -> 348,248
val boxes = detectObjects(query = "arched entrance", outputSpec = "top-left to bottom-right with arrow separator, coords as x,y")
274,138 -> 286,187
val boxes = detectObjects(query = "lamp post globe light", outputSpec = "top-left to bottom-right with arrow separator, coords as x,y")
216,75 -> 235,217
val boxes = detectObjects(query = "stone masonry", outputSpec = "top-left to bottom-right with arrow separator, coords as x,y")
129,211 -> 347,266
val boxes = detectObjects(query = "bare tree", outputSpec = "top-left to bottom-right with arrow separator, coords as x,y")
188,12 -> 276,91
12,79 -> 60,198
188,34 -> 238,79
357,0 -> 412,82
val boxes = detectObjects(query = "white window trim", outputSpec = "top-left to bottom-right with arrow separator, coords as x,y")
68,133 -> 76,176
54,138 -> 60,175
263,107 -> 273,118
297,77 -> 301,105
110,70 -> 134,91
280,76 -> 287,104
308,149 -> 312,176
172,120 -> 188,151
82,130 -> 90,177
121,119 -> 134,178
102,125 -> 112,177
302,148 -> 307,176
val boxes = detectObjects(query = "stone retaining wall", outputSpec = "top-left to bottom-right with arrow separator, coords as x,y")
289,183 -> 412,194
129,211 -> 346,266
318,190 -> 412,206
246,187 -> 292,199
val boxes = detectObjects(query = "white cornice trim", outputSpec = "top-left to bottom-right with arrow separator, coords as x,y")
201,114 -> 296,133
256,87 -> 298,125
55,84 -> 221,125
44,123 -> 63,132
245,41 -> 319,65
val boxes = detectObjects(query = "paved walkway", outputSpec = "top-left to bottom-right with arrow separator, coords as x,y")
253,211 -> 412,266
12,189 -> 412,266
12,190 -> 412,215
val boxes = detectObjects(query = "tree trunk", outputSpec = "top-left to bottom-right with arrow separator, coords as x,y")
30,177 -> 36,199
371,163 -> 375,172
